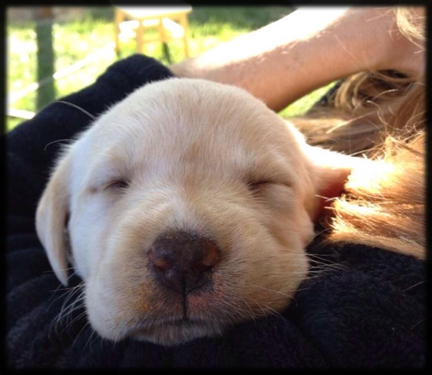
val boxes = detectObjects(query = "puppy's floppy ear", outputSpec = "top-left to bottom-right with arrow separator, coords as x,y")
36,154 -> 71,286
303,144 -> 371,221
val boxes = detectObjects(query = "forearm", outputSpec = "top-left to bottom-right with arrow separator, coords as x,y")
171,7 -> 424,112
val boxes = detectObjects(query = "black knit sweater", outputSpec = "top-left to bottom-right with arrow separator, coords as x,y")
5,55 -> 425,369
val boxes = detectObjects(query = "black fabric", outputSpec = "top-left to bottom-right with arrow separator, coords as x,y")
5,54 -> 425,369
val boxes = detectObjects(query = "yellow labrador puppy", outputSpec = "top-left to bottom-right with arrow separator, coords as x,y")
36,78 -> 367,346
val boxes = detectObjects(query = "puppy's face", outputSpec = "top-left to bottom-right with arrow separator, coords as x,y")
36,78 -> 356,346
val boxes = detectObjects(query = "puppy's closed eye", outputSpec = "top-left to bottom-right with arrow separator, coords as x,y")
247,180 -> 274,195
247,180 -> 291,194
104,179 -> 129,191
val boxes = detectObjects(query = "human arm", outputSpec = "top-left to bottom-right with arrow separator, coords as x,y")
171,7 -> 425,112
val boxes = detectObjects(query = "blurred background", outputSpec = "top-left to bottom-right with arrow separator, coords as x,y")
6,6 -> 333,133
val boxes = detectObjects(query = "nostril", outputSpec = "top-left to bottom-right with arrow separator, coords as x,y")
194,242 -> 220,273
154,258 -> 173,272
149,250 -> 173,272
193,260 -> 212,274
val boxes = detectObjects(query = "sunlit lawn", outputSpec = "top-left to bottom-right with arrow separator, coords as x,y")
7,6 -> 331,132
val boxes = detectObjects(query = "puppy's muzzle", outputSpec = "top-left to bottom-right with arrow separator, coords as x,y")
148,231 -> 221,295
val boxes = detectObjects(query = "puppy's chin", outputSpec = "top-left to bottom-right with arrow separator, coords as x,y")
132,320 -> 226,346
86,289 -> 228,346
86,280 -> 302,347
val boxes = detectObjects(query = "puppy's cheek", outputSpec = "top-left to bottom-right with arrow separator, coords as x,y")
85,279 -> 129,342
227,224 -> 307,314
238,255 -> 308,316
68,194 -> 115,280
239,186 -> 311,310
84,259 -> 155,343
296,207 -> 316,246
257,184 -> 314,245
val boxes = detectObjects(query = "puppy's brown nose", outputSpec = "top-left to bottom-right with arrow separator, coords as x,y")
148,231 -> 220,295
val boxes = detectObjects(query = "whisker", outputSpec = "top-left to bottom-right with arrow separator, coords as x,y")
403,280 -> 426,292
236,296 -> 258,324
61,310 -> 87,335
44,139 -> 75,152
72,320 -> 92,348
50,281 -> 86,334
47,280 -> 81,314
249,284 -> 297,306
56,100 -> 97,121
63,295 -> 87,327
83,328 -> 99,354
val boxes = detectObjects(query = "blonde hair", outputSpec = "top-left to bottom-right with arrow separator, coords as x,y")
292,7 -> 426,259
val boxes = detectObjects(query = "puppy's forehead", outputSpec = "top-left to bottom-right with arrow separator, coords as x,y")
82,79 -> 300,173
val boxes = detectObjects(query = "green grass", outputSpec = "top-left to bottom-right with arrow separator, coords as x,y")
6,6 -> 330,132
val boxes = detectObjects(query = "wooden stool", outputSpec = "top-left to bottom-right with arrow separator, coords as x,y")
114,5 -> 192,58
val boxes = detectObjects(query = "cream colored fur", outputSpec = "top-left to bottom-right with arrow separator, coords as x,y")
36,78 -> 370,346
